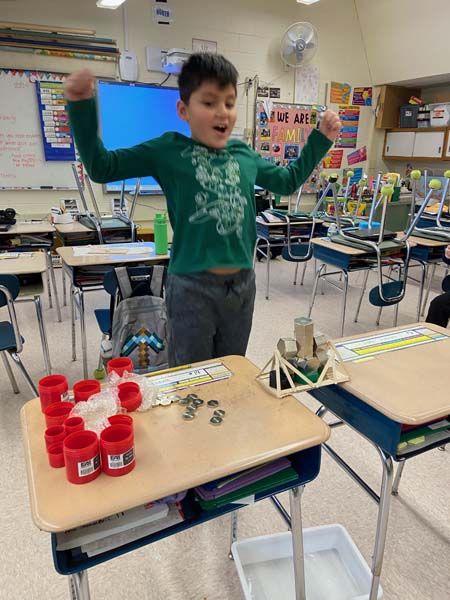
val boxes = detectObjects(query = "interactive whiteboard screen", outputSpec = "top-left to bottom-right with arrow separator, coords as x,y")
97,80 -> 190,193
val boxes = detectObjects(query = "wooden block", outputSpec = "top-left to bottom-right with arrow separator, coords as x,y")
277,337 -> 298,359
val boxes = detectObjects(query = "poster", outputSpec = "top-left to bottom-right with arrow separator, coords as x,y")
352,87 -> 372,106
330,81 -> 352,105
295,64 -> 320,105
322,149 -> 343,169
347,146 -> 367,165
269,87 -> 281,99
255,101 -> 323,192
257,86 -> 269,98
334,105 -> 360,149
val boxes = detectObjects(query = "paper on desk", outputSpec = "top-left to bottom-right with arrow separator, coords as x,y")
73,246 -> 153,256
0,252 -> 33,259
231,495 -> 255,505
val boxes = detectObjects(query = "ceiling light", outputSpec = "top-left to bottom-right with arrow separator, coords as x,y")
297,0 -> 320,5
96,0 -> 126,9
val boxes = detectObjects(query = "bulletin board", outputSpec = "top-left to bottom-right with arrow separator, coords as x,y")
254,101 -> 325,194
0,68 -> 77,190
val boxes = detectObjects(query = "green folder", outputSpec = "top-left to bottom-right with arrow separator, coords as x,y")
196,467 -> 299,511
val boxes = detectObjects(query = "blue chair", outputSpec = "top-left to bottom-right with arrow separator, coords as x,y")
0,275 -> 38,397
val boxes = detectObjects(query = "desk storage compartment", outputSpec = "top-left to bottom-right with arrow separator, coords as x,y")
232,524 -> 383,600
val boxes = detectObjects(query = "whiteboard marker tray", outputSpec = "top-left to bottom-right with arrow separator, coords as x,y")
231,525 -> 383,600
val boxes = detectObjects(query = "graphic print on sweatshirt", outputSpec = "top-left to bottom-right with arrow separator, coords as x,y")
182,145 -> 247,238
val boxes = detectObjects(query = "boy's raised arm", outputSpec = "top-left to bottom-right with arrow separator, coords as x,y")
255,109 -> 341,195
65,69 -> 158,184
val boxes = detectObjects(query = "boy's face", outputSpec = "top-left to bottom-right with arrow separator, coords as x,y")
177,81 -> 237,149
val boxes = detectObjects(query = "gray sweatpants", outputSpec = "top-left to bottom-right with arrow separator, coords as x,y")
165,269 -> 256,367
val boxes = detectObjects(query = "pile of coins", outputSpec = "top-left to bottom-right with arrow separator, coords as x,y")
179,393 -> 226,426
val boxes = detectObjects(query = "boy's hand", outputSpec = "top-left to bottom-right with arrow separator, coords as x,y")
64,69 -> 95,101
319,110 -> 342,142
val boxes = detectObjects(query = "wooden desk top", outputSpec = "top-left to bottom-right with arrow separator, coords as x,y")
256,217 -> 320,227
312,237 -> 367,255
334,323 -> 450,425
53,222 -> 92,234
57,242 -> 169,267
407,234 -> 448,248
0,252 -> 47,275
21,355 -> 330,532
0,222 -> 54,235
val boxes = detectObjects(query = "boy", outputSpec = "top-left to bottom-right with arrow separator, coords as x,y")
65,53 -> 341,366
426,244 -> 450,327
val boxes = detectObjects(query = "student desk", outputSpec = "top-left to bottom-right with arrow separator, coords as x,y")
308,237 -> 413,336
0,252 -> 52,374
54,222 -> 99,307
57,242 -> 170,379
309,323 -> 450,600
21,355 -> 330,600
255,217 -> 325,299
0,222 -> 61,322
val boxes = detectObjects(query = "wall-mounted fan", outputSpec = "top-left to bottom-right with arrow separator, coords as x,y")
280,22 -> 318,67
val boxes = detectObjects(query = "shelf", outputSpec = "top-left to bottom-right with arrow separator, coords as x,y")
51,446 -> 322,575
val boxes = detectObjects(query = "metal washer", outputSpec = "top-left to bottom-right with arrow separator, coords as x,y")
207,400 -> 219,408
214,409 -> 225,417
210,416 -> 223,426
182,412 -> 195,420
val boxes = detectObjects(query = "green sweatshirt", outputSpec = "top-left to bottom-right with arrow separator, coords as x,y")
67,98 -> 332,274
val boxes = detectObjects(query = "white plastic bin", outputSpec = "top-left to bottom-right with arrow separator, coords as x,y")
231,524 -> 383,600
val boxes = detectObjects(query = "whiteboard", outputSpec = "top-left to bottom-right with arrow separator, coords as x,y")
0,69 -> 76,190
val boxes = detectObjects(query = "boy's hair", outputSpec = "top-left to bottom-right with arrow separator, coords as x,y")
178,53 -> 238,104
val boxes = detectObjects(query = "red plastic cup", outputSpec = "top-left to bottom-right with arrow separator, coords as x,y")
38,374 -> 69,412
73,379 -> 101,403
63,430 -> 101,484
107,357 -> 133,378
108,414 -> 134,430
117,382 -> 142,412
47,442 -> 65,468
64,416 -> 84,435
100,424 -> 135,477
44,425 -> 66,450
44,401 -> 74,428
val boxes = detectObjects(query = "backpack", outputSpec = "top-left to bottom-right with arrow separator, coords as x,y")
111,265 -> 168,373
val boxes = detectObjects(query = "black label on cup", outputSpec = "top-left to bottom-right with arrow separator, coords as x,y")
108,447 -> 135,469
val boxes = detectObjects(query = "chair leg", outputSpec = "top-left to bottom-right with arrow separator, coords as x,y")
34,295 -> 52,375
308,263 -> 326,318
340,271 -> 349,337
62,268 -> 67,307
354,269 -> 370,323
71,284 -> 77,362
421,263 -> 436,317
9,352 -> 38,397
293,263 -> 299,286
300,261 -> 308,286
1,351 -> 19,394
228,511 -> 239,559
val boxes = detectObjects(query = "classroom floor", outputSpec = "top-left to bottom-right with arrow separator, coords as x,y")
1,257 -> 449,600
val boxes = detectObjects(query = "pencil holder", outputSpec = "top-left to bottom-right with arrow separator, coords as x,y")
47,442 -> 65,469
107,357 -> 133,378
100,424 -> 135,477
38,374 -> 69,412
44,401 -> 74,428
63,430 -> 101,484
118,381 -> 142,412
73,379 -> 101,403
64,417 -> 85,435
44,425 -> 66,450
108,414 -> 134,430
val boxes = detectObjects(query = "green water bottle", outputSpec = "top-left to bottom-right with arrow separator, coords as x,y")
154,212 -> 168,255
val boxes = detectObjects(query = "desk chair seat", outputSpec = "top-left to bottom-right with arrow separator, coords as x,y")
0,274 -> 38,397
0,322 -> 23,351
94,309 -> 111,335
368,281 -> 405,307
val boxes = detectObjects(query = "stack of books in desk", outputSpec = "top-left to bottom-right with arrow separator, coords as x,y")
56,501 -> 186,557
194,457 -> 298,510
397,417 -> 450,454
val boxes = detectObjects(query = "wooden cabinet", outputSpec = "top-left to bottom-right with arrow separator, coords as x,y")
383,128 -> 448,160
376,85 -> 420,129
